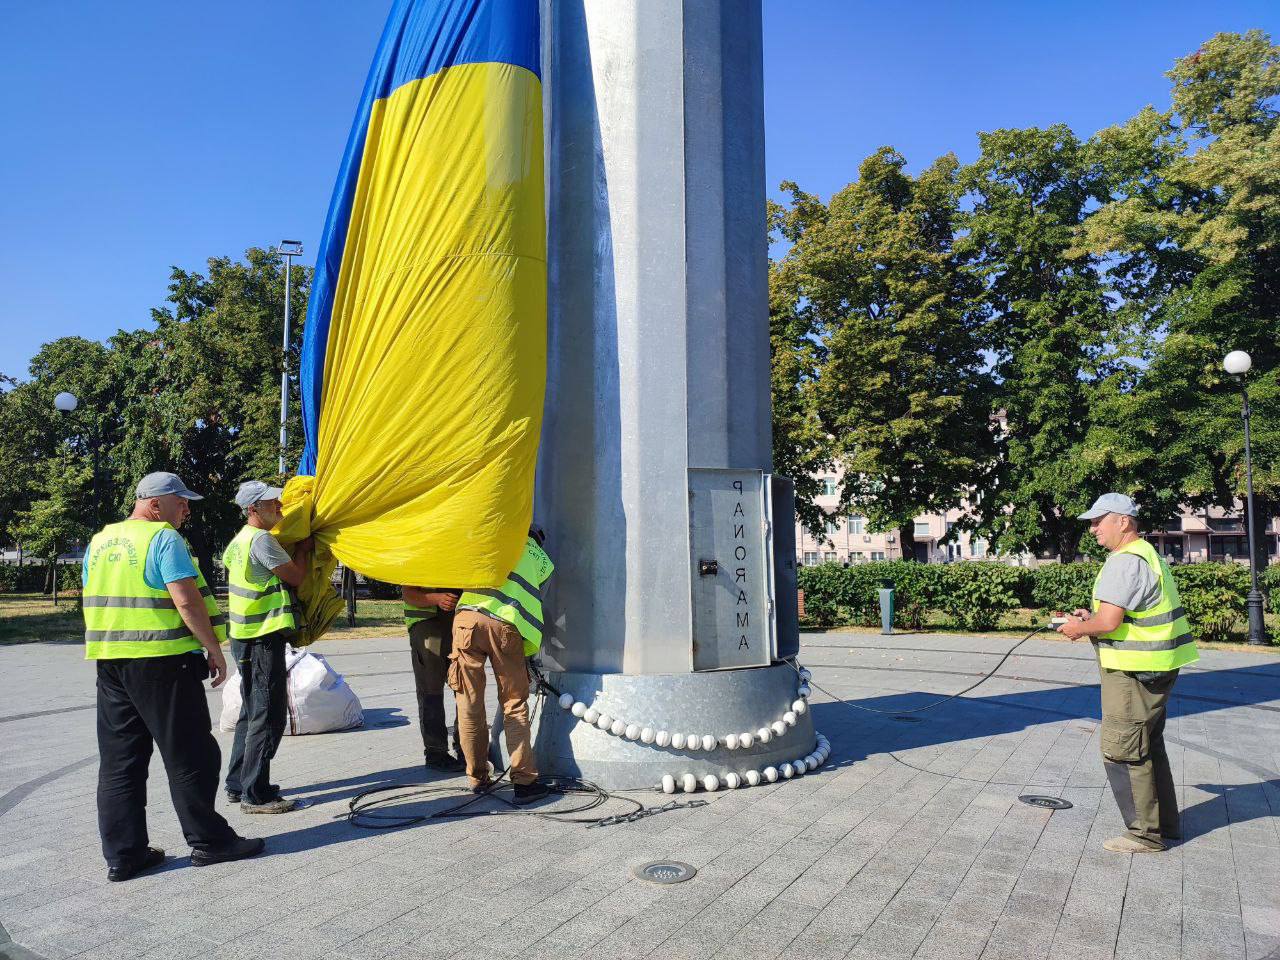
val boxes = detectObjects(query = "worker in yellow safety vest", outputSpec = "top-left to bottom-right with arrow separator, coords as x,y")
82,472 -> 263,881
1057,493 -> 1198,853
402,583 -> 465,773
449,526 -> 555,804
222,481 -> 312,814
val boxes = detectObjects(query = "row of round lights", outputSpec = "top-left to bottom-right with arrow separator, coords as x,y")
660,732 -> 831,794
554,666 -> 813,751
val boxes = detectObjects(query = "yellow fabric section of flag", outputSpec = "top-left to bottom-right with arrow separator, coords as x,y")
309,61 -> 546,589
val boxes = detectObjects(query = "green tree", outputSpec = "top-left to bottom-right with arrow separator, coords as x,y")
0,337 -> 119,568
111,248 -> 311,573
770,149 -> 998,557
960,125 -> 1119,560
1081,31 -> 1280,569
0,249 -> 310,579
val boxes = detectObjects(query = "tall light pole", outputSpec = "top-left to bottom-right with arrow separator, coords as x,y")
277,240 -> 304,475
1223,350 -> 1269,645
54,391 -> 98,607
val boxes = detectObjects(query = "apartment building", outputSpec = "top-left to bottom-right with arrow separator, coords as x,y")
796,472 -> 1280,566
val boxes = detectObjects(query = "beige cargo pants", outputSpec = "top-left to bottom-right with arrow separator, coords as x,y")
1098,654 -> 1180,849
447,609 -> 538,788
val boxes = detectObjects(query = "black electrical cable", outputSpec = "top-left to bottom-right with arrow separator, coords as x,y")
347,660 -> 691,830
787,625 -> 1111,789
785,624 -> 1049,716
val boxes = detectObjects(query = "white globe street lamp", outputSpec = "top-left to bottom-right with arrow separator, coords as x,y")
53,391 -> 79,412
1223,351 -> 1253,376
1223,351 -> 1268,645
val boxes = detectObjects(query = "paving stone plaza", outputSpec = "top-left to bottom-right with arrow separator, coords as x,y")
1,631 -> 1277,960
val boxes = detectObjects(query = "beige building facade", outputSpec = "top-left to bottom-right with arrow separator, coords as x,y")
796,471 -> 1280,567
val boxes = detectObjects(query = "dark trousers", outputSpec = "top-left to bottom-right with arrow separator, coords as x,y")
409,615 -> 460,757
1098,658 -> 1180,848
96,651 -> 237,868
225,632 -> 289,805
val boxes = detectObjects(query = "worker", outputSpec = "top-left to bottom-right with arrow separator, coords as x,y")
222,481 -> 311,813
402,584 -> 465,772
449,526 -> 555,804
1057,493 -> 1198,853
82,472 -> 264,881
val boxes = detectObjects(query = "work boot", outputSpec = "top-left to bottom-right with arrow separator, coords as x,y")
1103,835 -> 1163,854
512,782 -> 550,805
240,797 -> 297,814
191,836 -> 265,866
470,779 -> 496,795
226,790 -> 242,804
424,751 -> 466,773
107,847 -> 165,882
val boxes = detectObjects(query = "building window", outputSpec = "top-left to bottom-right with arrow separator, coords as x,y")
848,515 -> 865,534
871,551 -> 885,561
825,516 -> 839,535
850,551 -> 866,562
1208,517 -> 1245,533
1162,517 -> 1183,532
803,551 -> 819,566
914,521 -> 931,538
823,551 -> 837,563
970,538 -> 987,558
821,477 -> 837,497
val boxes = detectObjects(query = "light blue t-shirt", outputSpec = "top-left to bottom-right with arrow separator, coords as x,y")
82,528 -> 199,590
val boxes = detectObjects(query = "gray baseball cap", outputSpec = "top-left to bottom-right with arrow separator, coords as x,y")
135,472 -> 203,500
235,480 -> 285,509
1078,493 -> 1139,520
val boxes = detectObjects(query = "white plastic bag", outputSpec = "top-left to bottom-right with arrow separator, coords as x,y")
219,645 -> 363,735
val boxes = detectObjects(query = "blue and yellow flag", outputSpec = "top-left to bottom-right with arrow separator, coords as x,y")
293,0 -> 545,591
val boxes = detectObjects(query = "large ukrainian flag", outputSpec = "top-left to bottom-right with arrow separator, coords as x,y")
293,0 -> 545,591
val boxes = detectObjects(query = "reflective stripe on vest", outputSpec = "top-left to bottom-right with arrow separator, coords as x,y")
404,603 -> 438,629
457,537 -> 555,655
1092,539 -> 1199,672
83,520 -> 216,660
222,525 -> 297,640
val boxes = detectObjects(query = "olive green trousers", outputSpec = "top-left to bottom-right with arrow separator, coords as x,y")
1097,654 -> 1180,849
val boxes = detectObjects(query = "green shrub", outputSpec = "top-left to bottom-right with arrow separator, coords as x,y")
796,563 -> 852,625
937,562 -> 1023,631
796,560 -> 946,629
58,563 -> 84,593
1172,563 -> 1249,643
1032,561 -> 1101,612
1262,563 -> 1280,614
0,563 -> 53,593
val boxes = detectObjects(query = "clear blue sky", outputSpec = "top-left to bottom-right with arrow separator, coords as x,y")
1,0 -> 1276,379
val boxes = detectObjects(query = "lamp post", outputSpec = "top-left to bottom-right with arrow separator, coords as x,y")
54,391 -> 101,607
1223,350 -> 1269,645
276,240 -> 305,475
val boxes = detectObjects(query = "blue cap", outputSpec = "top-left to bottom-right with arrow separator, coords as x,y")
1078,493 -> 1139,520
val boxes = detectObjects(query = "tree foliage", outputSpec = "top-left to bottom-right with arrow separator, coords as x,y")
770,149 -> 997,557
1,249 -> 310,578
772,30 -> 1280,561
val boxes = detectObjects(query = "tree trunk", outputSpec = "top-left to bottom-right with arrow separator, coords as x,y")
1056,524 -> 1078,564
899,523 -> 917,562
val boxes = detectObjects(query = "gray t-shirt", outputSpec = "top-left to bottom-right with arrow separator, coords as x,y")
248,529 -> 293,584
1094,551 -> 1162,613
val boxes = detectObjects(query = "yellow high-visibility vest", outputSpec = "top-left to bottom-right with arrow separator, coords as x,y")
457,537 -> 554,655
223,525 -> 298,640
84,520 -> 225,659
1093,539 -> 1199,672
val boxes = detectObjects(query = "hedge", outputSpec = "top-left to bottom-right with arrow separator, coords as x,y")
798,558 -> 1278,643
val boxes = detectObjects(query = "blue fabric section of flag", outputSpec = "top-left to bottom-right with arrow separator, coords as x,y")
297,0 -> 541,475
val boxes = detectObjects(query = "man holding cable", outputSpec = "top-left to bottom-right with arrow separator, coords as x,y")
1056,493 -> 1199,854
